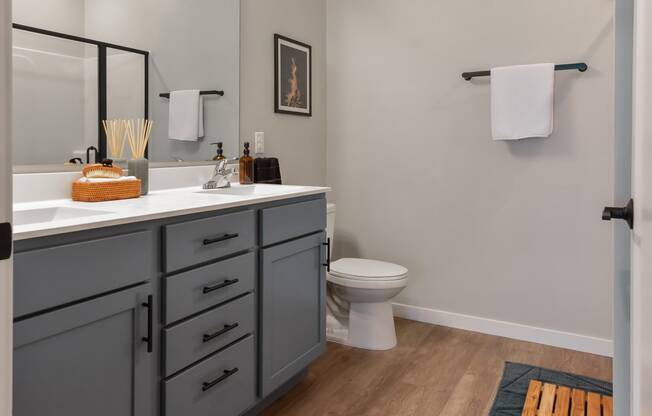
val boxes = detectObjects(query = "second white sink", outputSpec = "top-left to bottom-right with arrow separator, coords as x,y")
195,184 -> 304,197
14,207 -> 113,226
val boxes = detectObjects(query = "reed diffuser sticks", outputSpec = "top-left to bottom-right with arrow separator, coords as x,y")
102,119 -> 127,159
126,119 -> 153,159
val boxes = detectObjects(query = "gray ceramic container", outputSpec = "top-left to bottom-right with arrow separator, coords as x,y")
128,158 -> 149,195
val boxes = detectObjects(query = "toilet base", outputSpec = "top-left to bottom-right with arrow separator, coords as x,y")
327,300 -> 397,351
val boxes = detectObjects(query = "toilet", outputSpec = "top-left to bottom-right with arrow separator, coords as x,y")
326,203 -> 408,350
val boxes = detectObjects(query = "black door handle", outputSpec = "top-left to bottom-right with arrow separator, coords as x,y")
322,238 -> 331,272
142,295 -> 153,353
0,222 -> 11,261
602,199 -> 634,230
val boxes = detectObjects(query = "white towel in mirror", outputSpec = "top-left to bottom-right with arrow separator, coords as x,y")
168,90 -> 205,141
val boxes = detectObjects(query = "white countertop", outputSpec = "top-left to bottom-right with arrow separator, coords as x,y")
13,184 -> 330,241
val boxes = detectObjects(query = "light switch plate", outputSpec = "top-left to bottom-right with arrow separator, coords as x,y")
254,132 -> 265,154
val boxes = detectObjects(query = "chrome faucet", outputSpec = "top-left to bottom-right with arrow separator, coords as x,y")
203,159 -> 233,189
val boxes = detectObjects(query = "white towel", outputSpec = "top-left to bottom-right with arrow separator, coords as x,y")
168,90 -> 205,141
490,63 -> 555,140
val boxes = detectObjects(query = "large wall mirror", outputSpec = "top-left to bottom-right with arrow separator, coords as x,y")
12,0 -> 240,169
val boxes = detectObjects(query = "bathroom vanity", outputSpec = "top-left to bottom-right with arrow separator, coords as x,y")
11,184 -> 329,416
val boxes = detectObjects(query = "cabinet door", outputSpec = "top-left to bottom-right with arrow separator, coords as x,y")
13,283 -> 153,416
260,232 -> 326,396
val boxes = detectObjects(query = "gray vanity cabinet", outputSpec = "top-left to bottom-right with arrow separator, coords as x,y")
13,283 -> 153,416
260,232 -> 327,396
13,193 -> 328,416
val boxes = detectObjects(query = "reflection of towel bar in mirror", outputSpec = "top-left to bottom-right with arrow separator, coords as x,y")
159,90 -> 225,98
461,62 -> 588,81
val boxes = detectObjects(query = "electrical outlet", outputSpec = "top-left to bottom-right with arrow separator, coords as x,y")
254,131 -> 265,154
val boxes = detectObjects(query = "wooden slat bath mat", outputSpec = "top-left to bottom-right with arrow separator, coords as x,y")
521,380 -> 613,416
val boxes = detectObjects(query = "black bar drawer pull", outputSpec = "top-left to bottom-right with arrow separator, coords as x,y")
202,323 -> 239,343
322,238 -> 331,272
202,233 -> 239,246
202,278 -> 239,294
142,295 -> 153,353
202,368 -> 239,392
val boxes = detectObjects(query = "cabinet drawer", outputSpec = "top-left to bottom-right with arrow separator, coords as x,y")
163,210 -> 256,273
164,293 -> 255,376
164,336 -> 255,416
260,198 -> 326,246
14,231 -> 152,318
164,251 -> 255,324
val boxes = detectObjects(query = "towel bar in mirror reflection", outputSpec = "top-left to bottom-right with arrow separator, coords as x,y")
159,90 -> 225,99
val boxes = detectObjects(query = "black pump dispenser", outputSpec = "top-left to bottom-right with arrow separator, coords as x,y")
211,142 -> 225,161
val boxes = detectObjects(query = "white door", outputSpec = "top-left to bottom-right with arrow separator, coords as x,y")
631,1 -> 652,414
0,0 -> 11,415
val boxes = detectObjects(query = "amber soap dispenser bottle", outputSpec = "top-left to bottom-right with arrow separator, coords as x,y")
239,142 -> 254,184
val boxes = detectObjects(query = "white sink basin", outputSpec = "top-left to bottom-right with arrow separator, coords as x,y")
14,207 -> 113,226
195,184 -> 304,197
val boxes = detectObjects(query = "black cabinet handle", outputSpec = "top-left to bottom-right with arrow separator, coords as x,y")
602,199 -> 634,230
202,233 -> 239,246
202,368 -> 239,392
202,323 -> 239,343
202,278 -> 239,294
142,295 -> 153,353
322,238 -> 331,272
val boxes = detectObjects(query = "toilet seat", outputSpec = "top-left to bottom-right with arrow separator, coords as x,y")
329,258 -> 408,281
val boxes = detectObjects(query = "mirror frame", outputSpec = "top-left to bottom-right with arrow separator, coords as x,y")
12,23 -> 149,162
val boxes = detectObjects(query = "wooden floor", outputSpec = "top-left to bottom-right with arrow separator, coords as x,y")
263,318 -> 612,416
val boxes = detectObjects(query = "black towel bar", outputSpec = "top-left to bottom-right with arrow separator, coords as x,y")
159,90 -> 224,98
461,62 -> 588,81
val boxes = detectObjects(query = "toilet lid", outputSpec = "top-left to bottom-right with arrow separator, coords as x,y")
329,258 -> 408,281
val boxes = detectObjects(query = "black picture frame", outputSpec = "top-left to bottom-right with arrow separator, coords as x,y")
274,34 -> 312,117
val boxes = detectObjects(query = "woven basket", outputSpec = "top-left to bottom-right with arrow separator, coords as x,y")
72,179 -> 141,202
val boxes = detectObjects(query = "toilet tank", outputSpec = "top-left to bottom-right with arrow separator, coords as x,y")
326,203 -> 336,257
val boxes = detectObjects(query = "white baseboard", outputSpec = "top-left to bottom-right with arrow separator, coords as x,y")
392,303 -> 613,357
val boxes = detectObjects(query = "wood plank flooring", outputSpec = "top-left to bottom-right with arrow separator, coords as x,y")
263,318 -> 612,416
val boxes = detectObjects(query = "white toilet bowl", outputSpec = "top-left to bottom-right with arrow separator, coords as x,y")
325,204 -> 408,350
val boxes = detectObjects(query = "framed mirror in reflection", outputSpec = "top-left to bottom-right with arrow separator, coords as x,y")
11,0 -> 240,170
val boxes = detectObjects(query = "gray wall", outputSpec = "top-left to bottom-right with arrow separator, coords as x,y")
240,0 -> 327,186
614,0 -> 633,412
84,0 -> 240,162
12,0 -> 241,163
327,0 -> 615,340
12,0 -> 88,165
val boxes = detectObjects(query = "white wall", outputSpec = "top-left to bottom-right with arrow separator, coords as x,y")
327,0 -> 615,343
240,0 -> 327,186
